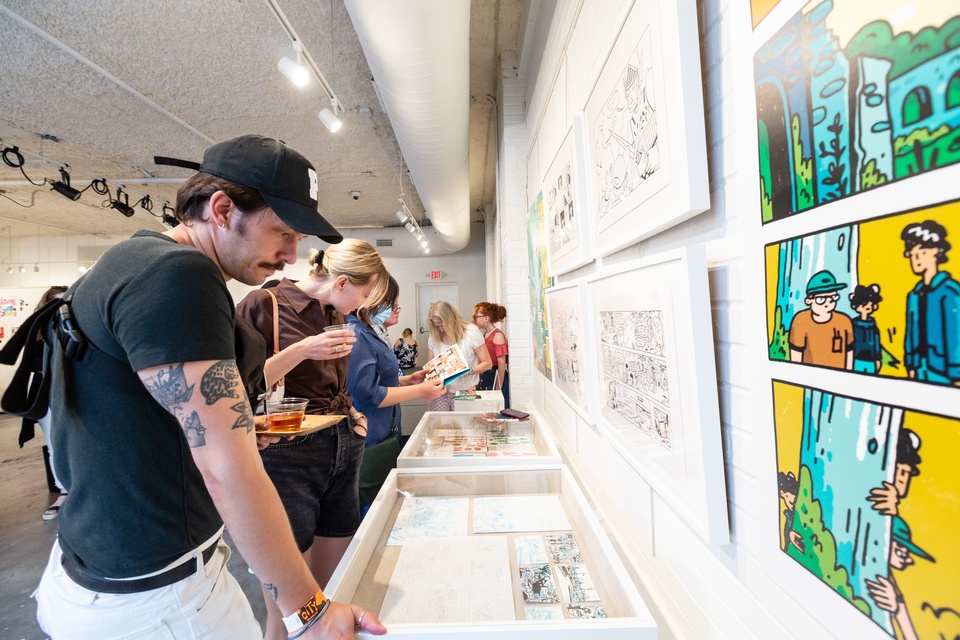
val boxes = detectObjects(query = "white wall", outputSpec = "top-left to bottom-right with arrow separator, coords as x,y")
500,0 -> 834,638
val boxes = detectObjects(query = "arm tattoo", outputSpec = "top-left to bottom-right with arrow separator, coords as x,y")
230,401 -> 255,434
200,360 -> 241,405
183,411 -> 207,448
143,364 -> 194,412
263,582 -> 279,602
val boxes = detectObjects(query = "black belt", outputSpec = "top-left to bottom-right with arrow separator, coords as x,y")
61,538 -> 219,594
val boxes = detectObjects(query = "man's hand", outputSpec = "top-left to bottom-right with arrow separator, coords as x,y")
866,482 -> 900,516
865,575 -> 898,613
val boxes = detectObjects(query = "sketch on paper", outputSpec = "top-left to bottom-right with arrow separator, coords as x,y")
592,25 -> 663,229
473,495 -> 571,533
380,536 -> 514,623
546,533 -> 582,564
387,496 -> 470,546
519,564 -> 560,604
555,564 -> 601,604
0,298 -> 18,317
754,1 -> 960,223
567,603 -> 607,619
547,152 -> 577,258
515,536 -> 549,565
599,310 -> 672,448
525,605 -> 564,621
547,285 -> 587,410
765,199 -> 960,388
772,381 -> 959,639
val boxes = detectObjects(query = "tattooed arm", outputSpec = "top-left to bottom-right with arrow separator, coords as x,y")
138,359 -> 385,639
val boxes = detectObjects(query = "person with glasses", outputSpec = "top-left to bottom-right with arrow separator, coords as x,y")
425,301 -> 493,411
473,302 -> 510,408
788,270 -> 854,370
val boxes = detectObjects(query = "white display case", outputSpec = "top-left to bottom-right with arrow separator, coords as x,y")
327,467 -> 657,638
398,411 -> 562,469
452,389 -> 504,412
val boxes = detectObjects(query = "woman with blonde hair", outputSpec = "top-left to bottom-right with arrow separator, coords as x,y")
473,301 -> 510,408
236,238 -> 387,640
425,301 -> 492,411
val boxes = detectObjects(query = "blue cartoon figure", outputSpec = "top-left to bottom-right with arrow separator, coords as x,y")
849,283 -> 883,375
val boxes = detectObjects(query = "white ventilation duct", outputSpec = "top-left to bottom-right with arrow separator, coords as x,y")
344,0 -> 471,253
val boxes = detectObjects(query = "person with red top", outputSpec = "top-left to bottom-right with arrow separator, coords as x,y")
473,302 -> 510,408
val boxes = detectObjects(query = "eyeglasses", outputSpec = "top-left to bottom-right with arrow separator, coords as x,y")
894,547 -> 910,559
812,294 -> 840,304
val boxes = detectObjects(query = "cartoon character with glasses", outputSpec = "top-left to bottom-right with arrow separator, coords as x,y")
788,270 -> 854,370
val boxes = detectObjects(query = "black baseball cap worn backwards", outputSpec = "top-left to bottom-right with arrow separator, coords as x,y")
156,134 -> 342,244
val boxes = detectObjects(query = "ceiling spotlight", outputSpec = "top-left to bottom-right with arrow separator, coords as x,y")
78,264 -> 87,274
50,166 -> 81,201
423,247 -> 430,254
420,239 -> 428,248
404,222 -> 415,233
33,263 -> 39,272
395,210 -> 407,224
278,41 -> 310,87
18,265 -> 25,273
318,108 -> 342,133
161,203 -> 179,228
110,187 -> 136,217
5,266 -> 12,274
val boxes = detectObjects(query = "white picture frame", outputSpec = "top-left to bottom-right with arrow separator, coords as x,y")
545,280 -> 597,424
586,245 -> 728,544
543,119 -> 594,275
582,0 -> 709,256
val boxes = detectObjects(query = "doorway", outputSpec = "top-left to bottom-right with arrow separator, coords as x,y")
416,283 -> 459,364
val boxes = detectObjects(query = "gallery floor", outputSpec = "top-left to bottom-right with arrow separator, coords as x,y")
0,414 -> 267,640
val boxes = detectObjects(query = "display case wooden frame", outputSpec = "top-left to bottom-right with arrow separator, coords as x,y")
327,466 -> 656,638
398,411 -> 562,469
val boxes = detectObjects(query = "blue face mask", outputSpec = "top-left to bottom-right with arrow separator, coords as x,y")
371,306 -> 392,325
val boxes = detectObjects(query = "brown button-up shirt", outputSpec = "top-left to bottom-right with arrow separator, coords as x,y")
235,278 -> 352,415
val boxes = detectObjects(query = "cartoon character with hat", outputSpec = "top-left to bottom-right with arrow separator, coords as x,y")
788,270 -> 854,370
865,516 -> 935,638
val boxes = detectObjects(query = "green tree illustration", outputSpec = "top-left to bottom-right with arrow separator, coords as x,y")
768,305 -> 789,361
860,159 -> 889,191
818,113 -> 848,201
792,115 -> 815,211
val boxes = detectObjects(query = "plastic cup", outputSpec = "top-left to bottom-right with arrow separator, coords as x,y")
322,323 -> 356,335
265,397 -> 309,432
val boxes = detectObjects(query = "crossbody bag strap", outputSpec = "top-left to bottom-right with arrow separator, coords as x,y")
264,289 -> 284,392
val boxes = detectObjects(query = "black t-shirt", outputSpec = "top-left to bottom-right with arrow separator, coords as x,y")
51,231 -> 236,578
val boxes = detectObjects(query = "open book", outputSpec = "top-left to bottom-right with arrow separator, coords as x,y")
423,344 -> 473,386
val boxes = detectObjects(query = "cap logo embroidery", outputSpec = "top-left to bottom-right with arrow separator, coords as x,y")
308,168 -> 318,202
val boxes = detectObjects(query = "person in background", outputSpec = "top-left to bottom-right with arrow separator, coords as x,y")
473,301 -> 510,408
236,240 -> 387,640
348,276 -> 445,510
17,285 -> 69,520
372,297 -> 400,347
425,301 -> 492,411
35,134 -> 385,639
393,327 -> 418,373
849,283 -> 883,375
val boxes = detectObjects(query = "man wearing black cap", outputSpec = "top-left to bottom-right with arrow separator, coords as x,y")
34,135 -> 385,639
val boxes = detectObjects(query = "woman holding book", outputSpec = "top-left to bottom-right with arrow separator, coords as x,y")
425,301 -> 493,411
473,301 -> 510,409
347,276 -> 446,510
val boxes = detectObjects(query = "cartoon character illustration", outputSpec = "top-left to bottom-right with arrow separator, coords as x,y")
777,470 -> 804,553
865,516 -> 936,640
902,220 -> 960,386
789,270 -> 854,369
867,428 -> 921,517
849,283 -> 883,374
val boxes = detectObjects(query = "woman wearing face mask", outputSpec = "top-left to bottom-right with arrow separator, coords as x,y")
235,240 -> 387,640
347,276 -> 446,511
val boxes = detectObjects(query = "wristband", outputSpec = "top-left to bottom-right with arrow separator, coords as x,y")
282,589 -> 330,633
287,599 -> 330,639
351,412 -> 366,423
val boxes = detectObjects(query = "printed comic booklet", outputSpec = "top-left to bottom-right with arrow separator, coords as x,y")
423,344 -> 472,386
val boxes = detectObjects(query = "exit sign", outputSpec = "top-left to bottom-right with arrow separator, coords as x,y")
427,270 -> 446,279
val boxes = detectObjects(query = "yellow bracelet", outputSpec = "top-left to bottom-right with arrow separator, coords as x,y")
282,588 -> 329,633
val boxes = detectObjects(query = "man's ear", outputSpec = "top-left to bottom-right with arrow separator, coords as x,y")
209,191 -> 234,228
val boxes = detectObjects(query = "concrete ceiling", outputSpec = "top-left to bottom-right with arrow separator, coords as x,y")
0,0 -> 521,252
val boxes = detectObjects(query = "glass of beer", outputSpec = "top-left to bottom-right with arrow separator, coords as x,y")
323,323 -> 356,356
265,397 -> 309,432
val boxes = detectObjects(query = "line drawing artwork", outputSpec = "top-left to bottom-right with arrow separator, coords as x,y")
519,564 -> 560,604
599,310 -> 673,448
593,25 -> 661,230
524,605 -> 564,621
550,291 -> 584,405
547,154 -> 577,257
387,496 -> 470,546
555,564 -> 601,604
473,495 -> 571,533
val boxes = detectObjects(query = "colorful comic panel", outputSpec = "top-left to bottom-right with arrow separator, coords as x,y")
772,380 -> 960,639
764,198 -> 960,388
754,0 -> 960,223
751,0 -> 782,28
527,191 -> 553,380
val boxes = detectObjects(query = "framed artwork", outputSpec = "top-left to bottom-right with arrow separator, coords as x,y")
527,190 -> 553,381
543,119 -> 593,276
583,0 -> 709,256
586,245 -> 728,544
754,0 -> 960,223
545,280 -> 596,424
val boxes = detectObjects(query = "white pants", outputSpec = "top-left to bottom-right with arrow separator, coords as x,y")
35,540 -> 261,639
38,409 -> 62,492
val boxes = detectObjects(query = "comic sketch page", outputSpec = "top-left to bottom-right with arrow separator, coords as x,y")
422,344 -> 472,385
473,495 -> 571,533
387,496 -> 470,546
380,536 -> 515,623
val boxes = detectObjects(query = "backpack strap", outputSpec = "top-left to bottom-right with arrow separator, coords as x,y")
0,297 -> 63,418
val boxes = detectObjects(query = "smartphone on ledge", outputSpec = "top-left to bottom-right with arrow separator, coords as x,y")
499,408 -> 530,420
